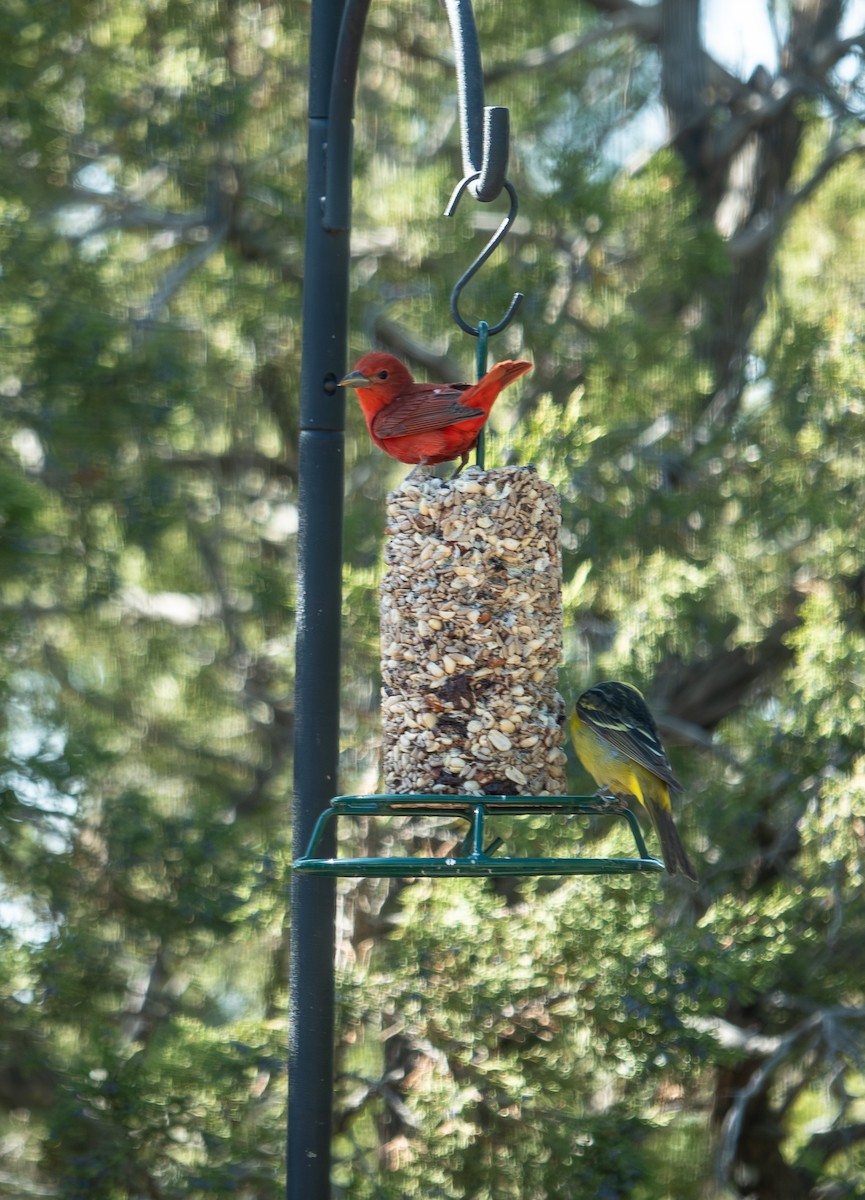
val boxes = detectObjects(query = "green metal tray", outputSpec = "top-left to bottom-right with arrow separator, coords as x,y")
293,793 -> 664,878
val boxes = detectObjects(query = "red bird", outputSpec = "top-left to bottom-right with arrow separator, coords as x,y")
339,352 -> 533,472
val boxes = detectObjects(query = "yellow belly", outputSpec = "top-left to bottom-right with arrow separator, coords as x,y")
569,712 -> 655,809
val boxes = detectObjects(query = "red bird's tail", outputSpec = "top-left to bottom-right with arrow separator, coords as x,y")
470,360 -> 533,415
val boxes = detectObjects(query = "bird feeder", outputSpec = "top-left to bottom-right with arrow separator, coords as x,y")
295,464 -> 662,877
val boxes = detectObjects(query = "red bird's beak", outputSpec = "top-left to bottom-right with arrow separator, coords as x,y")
338,369 -> 370,389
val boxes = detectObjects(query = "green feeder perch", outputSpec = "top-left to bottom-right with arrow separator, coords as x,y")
293,793 -> 663,877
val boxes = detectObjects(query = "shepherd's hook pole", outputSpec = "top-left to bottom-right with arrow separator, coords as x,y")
292,0 -> 510,1194
289,0 -> 355,1194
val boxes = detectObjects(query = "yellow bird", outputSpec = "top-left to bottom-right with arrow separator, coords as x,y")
570,681 -> 697,881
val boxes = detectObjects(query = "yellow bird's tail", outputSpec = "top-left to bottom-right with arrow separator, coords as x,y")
645,794 -> 697,881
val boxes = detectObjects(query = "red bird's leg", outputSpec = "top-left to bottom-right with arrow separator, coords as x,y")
450,450 -> 471,479
404,459 -> 432,482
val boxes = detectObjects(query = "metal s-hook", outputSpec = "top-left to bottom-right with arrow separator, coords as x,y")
445,174 -> 525,337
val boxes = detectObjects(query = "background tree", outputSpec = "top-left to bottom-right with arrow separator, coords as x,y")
0,0 -> 863,1197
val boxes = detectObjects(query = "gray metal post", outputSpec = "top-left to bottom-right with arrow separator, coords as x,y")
288,0 -> 351,1193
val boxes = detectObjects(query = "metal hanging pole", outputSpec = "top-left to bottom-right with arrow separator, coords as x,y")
289,0 -> 356,1193
291,1 -> 513,1194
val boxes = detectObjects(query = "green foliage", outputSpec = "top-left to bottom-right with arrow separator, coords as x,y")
1,0 -> 864,1197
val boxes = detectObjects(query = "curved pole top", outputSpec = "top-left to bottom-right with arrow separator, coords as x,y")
442,0 -> 510,202
322,0 -> 510,230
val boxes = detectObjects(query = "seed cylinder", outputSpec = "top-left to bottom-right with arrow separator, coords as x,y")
380,465 -> 566,796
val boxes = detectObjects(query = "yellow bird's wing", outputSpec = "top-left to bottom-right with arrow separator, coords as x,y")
575,681 -> 683,793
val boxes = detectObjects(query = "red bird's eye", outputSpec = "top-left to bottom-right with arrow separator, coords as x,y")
376,369 -> 389,380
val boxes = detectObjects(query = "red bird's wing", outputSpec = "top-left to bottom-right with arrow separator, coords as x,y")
370,384 -> 484,439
